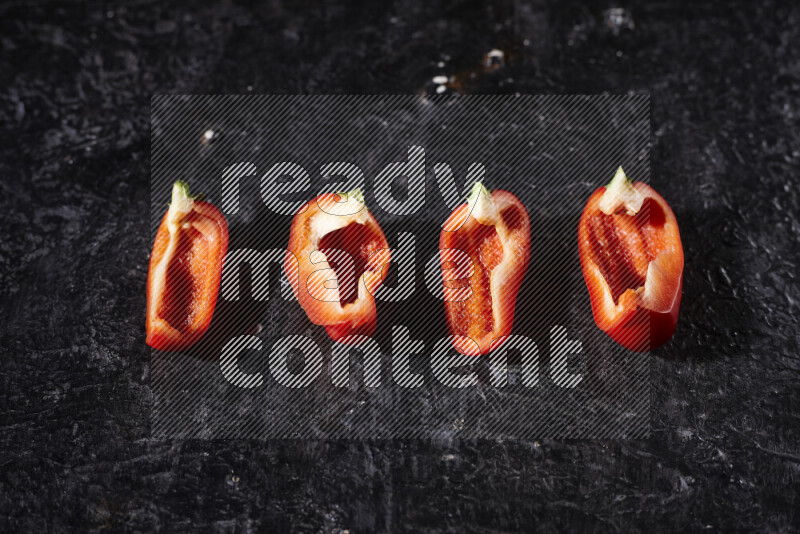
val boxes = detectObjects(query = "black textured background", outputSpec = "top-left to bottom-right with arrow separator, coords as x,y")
1,0 -> 799,531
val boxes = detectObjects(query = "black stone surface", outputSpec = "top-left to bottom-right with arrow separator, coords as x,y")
1,0 -> 799,531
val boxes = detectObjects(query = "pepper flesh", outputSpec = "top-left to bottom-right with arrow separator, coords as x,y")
578,167 -> 684,352
284,190 -> 390,343
146,181 -> 229,351
439,183 -> 531,356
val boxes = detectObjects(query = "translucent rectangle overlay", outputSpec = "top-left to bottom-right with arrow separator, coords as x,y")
150,95 -> 651,439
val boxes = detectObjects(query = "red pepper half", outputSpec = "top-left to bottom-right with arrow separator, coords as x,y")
284,190 -> 391,343
578,167 -> 684,352
439,183 -> 531,356
146,181 -> 229,351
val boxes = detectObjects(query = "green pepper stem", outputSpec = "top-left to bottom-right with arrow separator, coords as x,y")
465,181 -> 498,224
598,166 -> 644,215
168,181 -> 195,224
466,181 -> 490,205
336,188 -> 365,204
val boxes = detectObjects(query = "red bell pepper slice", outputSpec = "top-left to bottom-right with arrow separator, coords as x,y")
578,167 -> 684,352
439,183 -> 531,356
146,181 -> 229,351
284,190 -> 391,343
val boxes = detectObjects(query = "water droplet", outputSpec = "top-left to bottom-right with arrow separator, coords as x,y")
604,7 -> 635,35
484,49 -> 505,69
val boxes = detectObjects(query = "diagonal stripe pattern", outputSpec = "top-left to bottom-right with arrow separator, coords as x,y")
150,95 -> 651,439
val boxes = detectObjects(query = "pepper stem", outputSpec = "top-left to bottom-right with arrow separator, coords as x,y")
466,181 -> 489,205
466,181 -> 498,223
598,166 -> 644,216
168,181 -> 195,224
336,188 -> 365,204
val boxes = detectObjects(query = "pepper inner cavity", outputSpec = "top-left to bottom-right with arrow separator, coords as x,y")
161,226 -> 206,331
319,223 -> 382,306
448,221 -> 503,339
588,198 -> 666,304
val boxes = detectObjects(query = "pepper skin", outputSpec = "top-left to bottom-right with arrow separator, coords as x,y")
146,181 -> 229,351
578,167 -> 684,352
284,190 -> 391,343
439,183 -> 531,356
